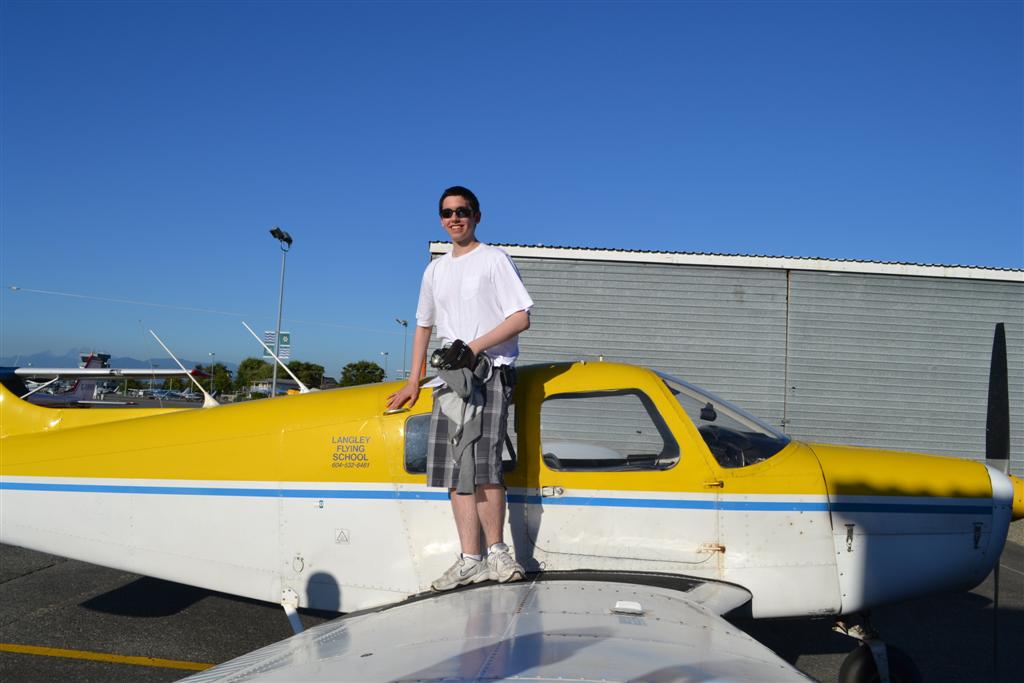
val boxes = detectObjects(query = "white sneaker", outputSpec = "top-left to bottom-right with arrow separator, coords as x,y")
487,547 -> 525,583
431,555 -> 489,591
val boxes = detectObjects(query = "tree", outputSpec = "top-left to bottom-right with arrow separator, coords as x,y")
287,360 -> 325,388
235,357 -> 273,391
197,363 -> 233,395
339,360 -> 385,387
164,376 -> 187,391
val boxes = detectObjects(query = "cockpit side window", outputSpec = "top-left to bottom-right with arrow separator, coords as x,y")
404,414 -> 430,474
540,389 -> 680,472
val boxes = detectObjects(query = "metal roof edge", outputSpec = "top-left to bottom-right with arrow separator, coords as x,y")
428,242 -> 1024,283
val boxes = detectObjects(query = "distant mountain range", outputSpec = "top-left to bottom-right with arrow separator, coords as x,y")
0,349 -> 238,371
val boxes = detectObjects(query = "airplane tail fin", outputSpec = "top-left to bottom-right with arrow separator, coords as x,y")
64,352 -> 105,401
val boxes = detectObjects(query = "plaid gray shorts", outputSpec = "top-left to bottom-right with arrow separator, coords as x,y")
426,367 -> 514,489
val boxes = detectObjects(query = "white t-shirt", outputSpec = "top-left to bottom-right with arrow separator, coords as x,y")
416,243 -> 534,366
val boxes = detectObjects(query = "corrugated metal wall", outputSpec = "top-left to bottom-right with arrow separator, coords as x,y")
784,271 -> 1023,468
513,259 -> 789,427
428,250 -> 1023,475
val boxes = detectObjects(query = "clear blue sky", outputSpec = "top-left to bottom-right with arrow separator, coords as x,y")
2,0 -> 1021,375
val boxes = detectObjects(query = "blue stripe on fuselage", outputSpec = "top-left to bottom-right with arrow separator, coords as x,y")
0,481 -> 449,501
0,481 -> 992,514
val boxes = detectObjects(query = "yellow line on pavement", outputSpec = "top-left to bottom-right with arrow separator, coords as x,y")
0,643 -> 214,671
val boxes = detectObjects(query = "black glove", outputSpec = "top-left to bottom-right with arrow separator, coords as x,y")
430,339 -> 476,371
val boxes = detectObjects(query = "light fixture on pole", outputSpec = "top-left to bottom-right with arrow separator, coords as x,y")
395,318 -> 408,379
380,351 -> 389,381
269,226 -> 293,397
208,352 -> 216,395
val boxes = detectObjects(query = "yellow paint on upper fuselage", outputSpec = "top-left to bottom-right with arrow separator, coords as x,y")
1,380 -> 395,482
809,442 -> 992,499
0,361 -> 827,498
0,363 -> 707,493
2,361 -> 995,506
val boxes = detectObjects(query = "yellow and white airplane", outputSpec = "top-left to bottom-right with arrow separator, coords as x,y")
1,329 -> 1020,681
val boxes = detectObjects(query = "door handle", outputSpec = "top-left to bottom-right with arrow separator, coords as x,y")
541,486 -> 565,497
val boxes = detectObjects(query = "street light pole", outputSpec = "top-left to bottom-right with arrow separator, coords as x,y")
269,226 -> 293,397
395,318 -> 408,379
380,351 -> 389,381
208,352 -> 215,395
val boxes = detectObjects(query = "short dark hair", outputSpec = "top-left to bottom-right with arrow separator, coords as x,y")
439,186 -> 480,216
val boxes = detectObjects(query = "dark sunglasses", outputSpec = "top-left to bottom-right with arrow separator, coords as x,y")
440,206 -> 474,219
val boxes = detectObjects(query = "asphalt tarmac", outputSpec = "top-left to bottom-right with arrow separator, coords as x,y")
1,536 -> 1021,682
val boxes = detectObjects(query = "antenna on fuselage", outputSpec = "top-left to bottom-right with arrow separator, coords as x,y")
147,330 -> 220,408
241,321 -> 312,394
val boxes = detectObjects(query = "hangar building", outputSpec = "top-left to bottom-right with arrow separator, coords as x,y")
429,242 -> 1024,476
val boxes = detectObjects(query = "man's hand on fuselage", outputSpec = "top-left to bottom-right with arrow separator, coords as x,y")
386,381 -> 421,410
385,324 -> 432,410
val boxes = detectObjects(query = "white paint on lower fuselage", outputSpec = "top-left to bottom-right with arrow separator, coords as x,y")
0,476 -> 1004,618
829,491 -> 1006,613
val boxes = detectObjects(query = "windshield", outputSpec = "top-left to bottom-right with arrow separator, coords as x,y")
657,372 -> 791,468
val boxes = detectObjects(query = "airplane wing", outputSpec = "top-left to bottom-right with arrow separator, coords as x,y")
183,577 -> 810,682
11,367 -> 200,378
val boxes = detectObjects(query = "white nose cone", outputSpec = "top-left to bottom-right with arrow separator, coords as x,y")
987,464 -> 1015,556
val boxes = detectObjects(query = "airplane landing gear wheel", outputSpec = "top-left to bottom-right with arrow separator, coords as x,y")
839,643 -> 922,683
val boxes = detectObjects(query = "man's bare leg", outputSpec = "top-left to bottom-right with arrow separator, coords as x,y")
477,484 -> 524,583
476,484 -> 507,548
430,489 -> 488,591
450,489 -> 482,555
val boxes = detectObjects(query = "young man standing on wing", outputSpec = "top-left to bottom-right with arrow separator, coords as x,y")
386,185 -> 533,591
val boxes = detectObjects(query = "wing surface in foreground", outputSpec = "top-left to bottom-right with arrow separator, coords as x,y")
185,578 -> 809,682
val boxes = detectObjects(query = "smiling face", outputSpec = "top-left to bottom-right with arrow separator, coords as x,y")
439,194 -> 481,249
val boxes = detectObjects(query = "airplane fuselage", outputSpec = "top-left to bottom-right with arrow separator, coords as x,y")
1,362 -> 1019,619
